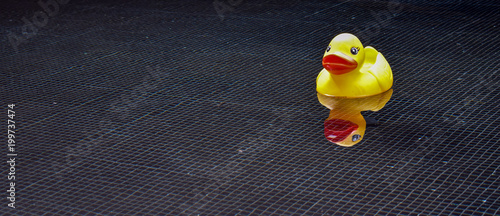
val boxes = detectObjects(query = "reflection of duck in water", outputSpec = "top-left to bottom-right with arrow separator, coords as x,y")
318,89 -> 393,147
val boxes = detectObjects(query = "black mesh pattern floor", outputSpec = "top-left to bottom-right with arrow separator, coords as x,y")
1,0 -> 499,215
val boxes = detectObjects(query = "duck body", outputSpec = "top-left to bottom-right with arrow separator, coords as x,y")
316,33 -> 393,98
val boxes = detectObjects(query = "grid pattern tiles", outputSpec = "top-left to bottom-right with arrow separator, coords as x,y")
1,0 -> 499,215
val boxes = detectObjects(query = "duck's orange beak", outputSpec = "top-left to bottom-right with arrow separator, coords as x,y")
322,52 -> 358,75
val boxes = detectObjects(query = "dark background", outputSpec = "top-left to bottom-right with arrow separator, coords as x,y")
1,0 -> 499,215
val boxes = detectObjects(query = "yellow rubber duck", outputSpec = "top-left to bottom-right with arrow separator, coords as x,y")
317,89 -> 393,147
316,33 -> 393,97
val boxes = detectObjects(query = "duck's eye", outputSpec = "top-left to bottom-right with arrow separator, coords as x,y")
326,45 -> 331,52
352,134 -> 361,142
350,47 -> 358,55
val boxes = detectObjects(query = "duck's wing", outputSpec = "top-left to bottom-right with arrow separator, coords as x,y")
364,46 -> 393,92
363,46 -> 378,67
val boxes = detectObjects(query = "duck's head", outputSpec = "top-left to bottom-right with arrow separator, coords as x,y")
322,33 -> 365,75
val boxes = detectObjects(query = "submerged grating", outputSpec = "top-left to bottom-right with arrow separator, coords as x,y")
1,0 -> 499,215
